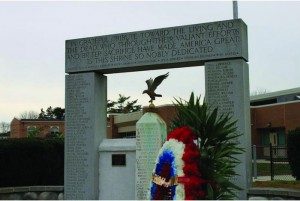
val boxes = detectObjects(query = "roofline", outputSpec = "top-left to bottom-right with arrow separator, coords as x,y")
142,103 -> 174,109
20,119 -> 64,122
250,87 -> 300,102
250,99 -> 300,108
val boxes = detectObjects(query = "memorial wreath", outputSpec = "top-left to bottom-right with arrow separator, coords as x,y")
149,92 -> 243,200
149,126 -> 207,200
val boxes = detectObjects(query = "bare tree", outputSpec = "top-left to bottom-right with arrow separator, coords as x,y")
250,88 -> 270,96
0,122 -> 10,133
19,110 -> 39,119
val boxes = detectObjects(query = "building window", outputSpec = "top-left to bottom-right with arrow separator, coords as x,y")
261,128 -> 286,146
27,126 -> 37,137
262,131 -> 269,146
50,126 -> 59,136
277,130 -> 286,145
121,131 -> 136,138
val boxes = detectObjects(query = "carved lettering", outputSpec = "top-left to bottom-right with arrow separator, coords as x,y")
65,74 -> 93,199
66,19 -> 247,73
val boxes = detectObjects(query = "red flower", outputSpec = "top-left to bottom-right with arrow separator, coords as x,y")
167,126 -> 196,144
183,164 -> 202,177
167,126 -> 183,140
185,177 -> 206,200
182,146 -> 201,164
154,126 -> 208,200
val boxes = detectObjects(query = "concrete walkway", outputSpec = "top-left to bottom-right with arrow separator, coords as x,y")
248,187 -> 300,200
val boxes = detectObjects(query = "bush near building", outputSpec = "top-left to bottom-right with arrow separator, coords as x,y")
0,137 -> 64,187
287,127 -> 300,180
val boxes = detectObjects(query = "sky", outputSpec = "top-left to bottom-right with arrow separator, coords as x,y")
1,1 -> 300,123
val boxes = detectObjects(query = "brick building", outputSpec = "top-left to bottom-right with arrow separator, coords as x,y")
109,88 -> 300,150
10,88 -> 300,148
250,88 -> 300,147
10,118 -> 64,138
107,105 -> 176,139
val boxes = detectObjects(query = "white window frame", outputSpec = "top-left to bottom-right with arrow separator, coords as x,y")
50,126 -> 60,135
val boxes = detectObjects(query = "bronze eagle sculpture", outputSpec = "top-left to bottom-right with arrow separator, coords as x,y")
143,72 -> 169,103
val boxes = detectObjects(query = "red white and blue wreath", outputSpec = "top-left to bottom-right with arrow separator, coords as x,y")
149,126 -> 207,200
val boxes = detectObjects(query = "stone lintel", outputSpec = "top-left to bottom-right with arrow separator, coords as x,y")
66,19 -> 248,74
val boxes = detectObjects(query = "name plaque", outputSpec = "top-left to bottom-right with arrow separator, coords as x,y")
205,59 -> 251,199
64,72 -> 105,200
66,19 -> 247,74
65,74 -> 92,199
135,113 -> 167,200
206,61 -> 238,115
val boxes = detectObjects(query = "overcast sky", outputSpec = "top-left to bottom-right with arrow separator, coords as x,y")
1,1 -> 300,123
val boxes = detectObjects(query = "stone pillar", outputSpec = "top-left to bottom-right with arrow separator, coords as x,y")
135,112 -> 167,200
64,72 -> 107,200
205,59 -> 251,199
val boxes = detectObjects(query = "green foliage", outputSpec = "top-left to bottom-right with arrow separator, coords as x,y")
107,94 -> 142,113
38,106 -> 65,120
0,138 -> 64,187
287,127 -> 300,180
255,163 -> 292,176
170,92 -> 244,199
27,126 -> 43,138
36,96 -> 141,119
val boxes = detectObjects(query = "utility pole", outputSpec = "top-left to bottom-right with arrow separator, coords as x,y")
233,0 -> 238,19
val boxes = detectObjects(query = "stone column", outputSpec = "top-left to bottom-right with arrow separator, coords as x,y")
64,72 -> 107,200
135,112 -> 167,200
205,59 -> 251,199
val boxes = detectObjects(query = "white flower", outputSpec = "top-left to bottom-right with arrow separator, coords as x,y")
175,184 -> 185,200
150,138 -> 186,200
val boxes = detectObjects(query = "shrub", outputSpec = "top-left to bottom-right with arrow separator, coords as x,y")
170,92 -> 243,199
0,137 -> 64,187
287,128 -> 300,180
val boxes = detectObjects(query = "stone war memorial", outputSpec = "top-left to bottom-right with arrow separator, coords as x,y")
65,19 -> 251,199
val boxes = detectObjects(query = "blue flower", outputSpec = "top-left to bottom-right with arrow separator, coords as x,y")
155,149 -> 176,177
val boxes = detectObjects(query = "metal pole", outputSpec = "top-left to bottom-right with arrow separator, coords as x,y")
270,143 -> 274,180
253,145 -> 257,179
233,0 -> 238,19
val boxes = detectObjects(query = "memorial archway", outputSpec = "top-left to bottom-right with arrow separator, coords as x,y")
64,19 -> 251,200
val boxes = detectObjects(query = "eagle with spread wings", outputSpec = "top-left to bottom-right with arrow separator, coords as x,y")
143,72 -> 169,103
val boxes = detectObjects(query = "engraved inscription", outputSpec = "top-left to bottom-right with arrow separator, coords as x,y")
66,19 -> 247,73
206,61 -> 242,188
65,74 -> 92,199
206,61 -> 237,116
135,123 -> 165,200
205,60 -> 250,199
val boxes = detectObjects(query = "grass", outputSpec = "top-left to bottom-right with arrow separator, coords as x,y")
253,162 -> 292,176
253,180 -> 300,189
252,162 -> 299,189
